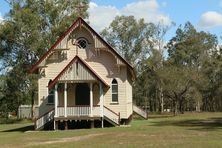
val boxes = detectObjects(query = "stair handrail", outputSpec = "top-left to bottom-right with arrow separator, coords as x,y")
133,104 -> 148,119
35,108 -> 55,130
103,106 -> 120,125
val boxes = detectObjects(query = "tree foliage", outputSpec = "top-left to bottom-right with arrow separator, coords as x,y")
101,15 -> 158,66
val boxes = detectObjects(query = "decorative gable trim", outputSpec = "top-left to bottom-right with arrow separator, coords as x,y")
30,17 -> 134,78
48,56 -> 109,89
30,18 -> 80,73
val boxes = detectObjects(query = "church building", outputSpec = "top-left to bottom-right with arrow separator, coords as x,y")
30,17 -> 146,130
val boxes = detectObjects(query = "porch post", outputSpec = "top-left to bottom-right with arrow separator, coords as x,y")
54,84 -> 58,118
64,83 -> 67,117
99,82 -> 104,128
90,83 -> 93,117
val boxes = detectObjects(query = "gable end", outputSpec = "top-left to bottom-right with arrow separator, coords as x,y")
48,56 -> 109,89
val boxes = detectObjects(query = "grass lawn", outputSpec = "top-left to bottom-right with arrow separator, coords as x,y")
0,112 -> 222,148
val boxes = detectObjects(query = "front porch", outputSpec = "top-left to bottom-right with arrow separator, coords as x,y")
35,80 -> 120,130
53,81 -> 105,129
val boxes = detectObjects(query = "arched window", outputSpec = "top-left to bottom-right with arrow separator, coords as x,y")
48,80 -> 54,104
112,79 -> 118,103
77,37 -> 88,49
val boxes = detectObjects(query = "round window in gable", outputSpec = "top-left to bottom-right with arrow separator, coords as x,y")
77,38 -> 88,49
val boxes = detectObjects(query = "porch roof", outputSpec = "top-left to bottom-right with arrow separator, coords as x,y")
48,55 -> 109,89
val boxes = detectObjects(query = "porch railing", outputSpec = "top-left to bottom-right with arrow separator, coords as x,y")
57,106 -> 100,117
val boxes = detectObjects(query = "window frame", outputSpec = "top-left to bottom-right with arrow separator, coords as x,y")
47,80 -> 55,105
111,79 -> 118,103
77,37 -> 88,49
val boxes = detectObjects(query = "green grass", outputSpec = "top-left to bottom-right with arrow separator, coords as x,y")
0,112 -> 222,148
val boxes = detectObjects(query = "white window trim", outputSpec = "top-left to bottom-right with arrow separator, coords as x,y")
111,80 -> 118,103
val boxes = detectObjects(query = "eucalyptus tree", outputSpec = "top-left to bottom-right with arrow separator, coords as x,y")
101,15 -> 157,66
166,22 -> 219,112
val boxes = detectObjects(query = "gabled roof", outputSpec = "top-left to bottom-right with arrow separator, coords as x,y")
48,55 -> 109,89
30,17 -> 134,74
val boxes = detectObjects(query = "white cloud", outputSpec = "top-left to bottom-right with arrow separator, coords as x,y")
122,0 -> 158,14
198,11 -> 222,28
87,2 -> 120,31
88,0 -> 171,32
0,13 -> 3,23
121,0 -> 171,25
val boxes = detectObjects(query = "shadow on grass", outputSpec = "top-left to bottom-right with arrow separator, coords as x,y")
0,118 -> 22,124
150,117 -> 222,131
149,114 -> 175,119
1,125 -> 34,133
134,113 -> 175,120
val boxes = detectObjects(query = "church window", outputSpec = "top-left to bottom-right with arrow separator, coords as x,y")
77,37 -> 88,49
111,79 -> 118,103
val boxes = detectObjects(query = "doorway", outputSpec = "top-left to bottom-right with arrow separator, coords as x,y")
75,83 -> 90,105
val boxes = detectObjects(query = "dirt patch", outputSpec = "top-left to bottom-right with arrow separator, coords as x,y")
26,133 -> 105,146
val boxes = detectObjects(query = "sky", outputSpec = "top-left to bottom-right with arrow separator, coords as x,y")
0,0 -> 222,43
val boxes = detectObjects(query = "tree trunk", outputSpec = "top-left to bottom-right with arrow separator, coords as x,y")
179,96 -> 184,114
31,91 -> 35,121
173,93 -> 178,116
174,100 -> 178,116
160,87 -> 164,113
149,98 -> 153,112
155,89 -> 158,112
196,100 -> 200,112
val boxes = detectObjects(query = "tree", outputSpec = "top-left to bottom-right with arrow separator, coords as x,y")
133,22 -> 173,113
167,22 -> 218,67
101,15 -> 156,66
0,0 -> 89,118
158,65 -> 193,115
146,22 -> 174,113
166,22 -> 219,113
200,49 -> 222,111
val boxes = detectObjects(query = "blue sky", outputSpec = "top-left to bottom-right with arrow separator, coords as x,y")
89,0 -> 222,43
1,0 -> 222,42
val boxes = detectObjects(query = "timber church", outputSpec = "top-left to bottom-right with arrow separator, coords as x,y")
30,17 -> 146,130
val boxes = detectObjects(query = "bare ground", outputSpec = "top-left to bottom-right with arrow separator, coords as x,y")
25,133 -> 105,147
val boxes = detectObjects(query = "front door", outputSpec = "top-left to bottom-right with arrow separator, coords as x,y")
75,83 -> 90,105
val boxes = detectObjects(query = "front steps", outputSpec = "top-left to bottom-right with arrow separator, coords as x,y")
133,104 -> 148,119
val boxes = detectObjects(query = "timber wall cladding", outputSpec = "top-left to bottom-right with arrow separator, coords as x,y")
59,61 -> 96,81
38,23 -> 131,119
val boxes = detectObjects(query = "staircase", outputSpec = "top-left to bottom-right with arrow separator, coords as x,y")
103,106 -> 120,126
35,109 -> 55,130
133,104 -> 148,119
